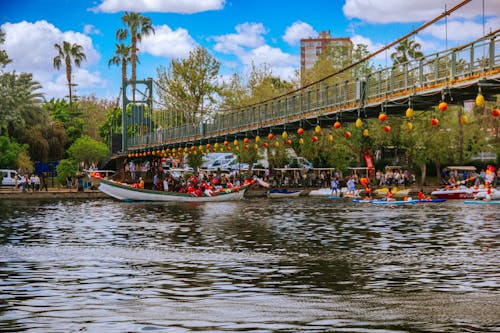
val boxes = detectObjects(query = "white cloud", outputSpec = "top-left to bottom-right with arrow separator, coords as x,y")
83,24 -> 100,35
283,21 -> 317,45
1,20 -> 104,99
423,17 -> 500,41
140,25 -> 197,58
239,45 -> 297,67
94,0 -> 225,13
213,22 -> 268,54
343,0 -> 500,24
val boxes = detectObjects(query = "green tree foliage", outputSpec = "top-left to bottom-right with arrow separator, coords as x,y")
390,38 -> 423,65
0,29 -> 12,69
67,135 -> 109,167
186,152 -> 204,174
108,43 -> 131,84
56,158 -> 78,185
116,12 -> 154,98
156,46 -> 221,123
53,41 -> 86,108
43,98 -> 82,146
78,95 -> 116,141
0,135 -> 27,169
99,107 -> 122,145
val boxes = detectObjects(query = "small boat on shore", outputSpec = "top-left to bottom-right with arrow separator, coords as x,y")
98,179 -> 248,202
266,189 -> 303,198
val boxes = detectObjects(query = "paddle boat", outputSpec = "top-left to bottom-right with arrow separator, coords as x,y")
98,178 -> 249,202
373,186 -> 411,199
266,188 -> 303,198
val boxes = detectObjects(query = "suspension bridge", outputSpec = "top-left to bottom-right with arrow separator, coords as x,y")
111,6 -> 500,160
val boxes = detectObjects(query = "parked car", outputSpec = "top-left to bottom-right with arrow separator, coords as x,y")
0,169 -> 18,187
285,157 -> 313,170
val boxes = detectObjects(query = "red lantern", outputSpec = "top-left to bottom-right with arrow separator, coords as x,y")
492,108 -> 500,117
431,118 -> 439,126
297,128 -> 304,135
378,113 -> 387,122
344,131 -> 351,138
244,138 -> 250,143
206,143 -> 211,149
383,125 -> 391,132
438,102 -> 448,111
285,139 -> 292,145
244,144 -> 249,150
333,121 -> 341,129
312,136 -> 319,142
263,142 -> 269,148
223,140 -> 229,146
268,133 -> 274,140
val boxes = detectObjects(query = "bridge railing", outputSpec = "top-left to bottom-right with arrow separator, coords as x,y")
127,32 -> 499,150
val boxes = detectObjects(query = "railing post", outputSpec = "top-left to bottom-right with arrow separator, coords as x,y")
489,36 -> 495,71
390,66 -> 395,93
307,90 -> 311,112
324,85 -> 329,106
469,44 -> 474,76
451,50 -> 457,80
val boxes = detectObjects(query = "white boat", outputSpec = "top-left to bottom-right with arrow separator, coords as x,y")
473,188 -> 500,200
266,189 -> 303,198
309,188 -> 336,196
431,186 -> 482,199
98,179 -> 248,202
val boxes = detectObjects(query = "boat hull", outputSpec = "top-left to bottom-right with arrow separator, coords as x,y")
99,179 -> 247,202
266,189 -> 303,198
431,189 -> 478,199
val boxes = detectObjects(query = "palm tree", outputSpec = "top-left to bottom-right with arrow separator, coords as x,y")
116,12 -> 155,100
53,41 -> 86,109
391,38 -> 423,65
108,43 -> 132,85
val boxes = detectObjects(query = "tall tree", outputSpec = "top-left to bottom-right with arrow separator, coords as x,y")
108,43 -> 131,85
390,38 -> 423,65
116,12 -> 154,99
156,46 -> 221,122
53,41 -> 86,108
0,28 -> 12,69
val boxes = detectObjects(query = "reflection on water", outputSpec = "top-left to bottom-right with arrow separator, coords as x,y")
0,198 -> 498,332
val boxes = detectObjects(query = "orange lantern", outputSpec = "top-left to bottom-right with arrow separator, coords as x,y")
285,139 -> 292,145
431,118 -> 439,126
268,133 -> 274,140
438,102 -> 448,111
297,128 -> 304,135
378,113 -> 387,122
333,121 -> 341,129
312,135 -> 319,142
492,108 -> 500,117
344,131 -> 351,138
206,143 -> 211,149
226,146 -> 232,151
384,125 -> 391,132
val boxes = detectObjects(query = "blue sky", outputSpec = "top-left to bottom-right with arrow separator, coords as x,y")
1,0 -> 499,101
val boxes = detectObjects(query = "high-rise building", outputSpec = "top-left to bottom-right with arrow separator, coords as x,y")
300,30 -> 353,74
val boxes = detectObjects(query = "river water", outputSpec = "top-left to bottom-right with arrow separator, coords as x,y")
0,197 -> 498,332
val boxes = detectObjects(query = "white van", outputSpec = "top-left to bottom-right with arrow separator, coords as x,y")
0,169 -> 18,187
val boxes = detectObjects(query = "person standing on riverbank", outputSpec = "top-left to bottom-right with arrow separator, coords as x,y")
66,173 -> 73,192
40,172 -> 48,191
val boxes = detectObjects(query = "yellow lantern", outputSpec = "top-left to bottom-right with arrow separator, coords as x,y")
406,107 -> 414,118
355,118 -> 363,128
315,125 -> 321,133
282,131 -> 288,139
214,142 -> 220,148
327,134 -> 334,142
406,122 -> 413,130
299,138 -> 304,145
233,139 -> 239,146
460,115 -> 468,124
253,143 -> 259,149
255,135 -> 261,143
475,93 -> 485,107
362,129 -> 369,137
274,141 -> 280,147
